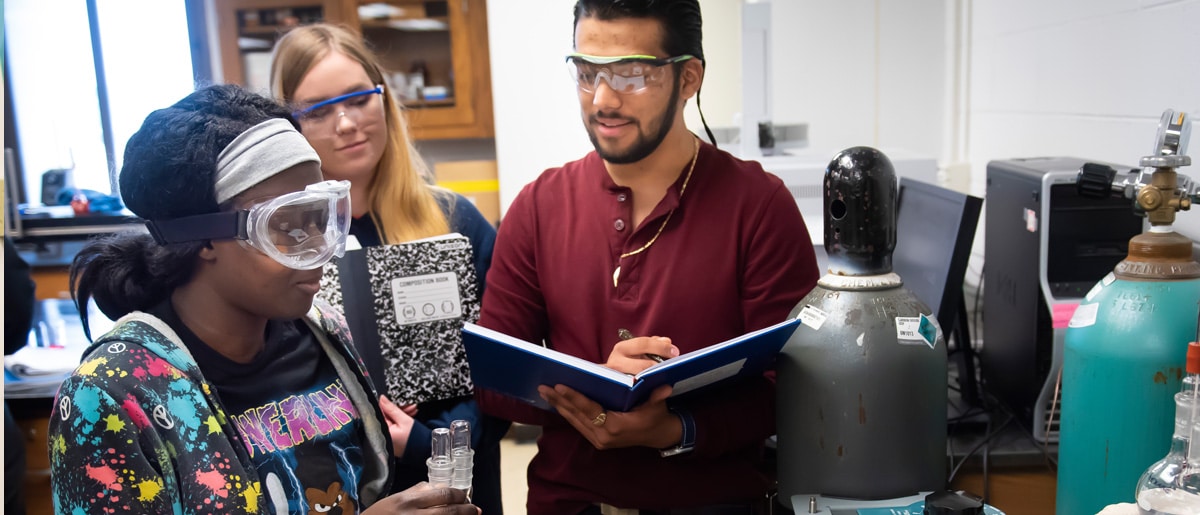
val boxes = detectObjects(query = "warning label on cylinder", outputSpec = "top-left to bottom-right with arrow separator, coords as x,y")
896,314 -> 939,349
798,305 -> 828,331
1068,302 -> 1099,328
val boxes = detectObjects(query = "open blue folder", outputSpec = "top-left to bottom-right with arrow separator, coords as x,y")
462,317 -> 802,412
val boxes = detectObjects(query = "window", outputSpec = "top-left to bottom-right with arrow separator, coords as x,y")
4,0 -> 207,207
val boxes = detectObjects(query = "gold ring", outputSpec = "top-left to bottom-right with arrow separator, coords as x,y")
591,411 -> 607,426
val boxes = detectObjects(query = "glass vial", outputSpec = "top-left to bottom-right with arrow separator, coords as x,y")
427,427 -> 454,488
1136,341 -> 1200,514
450,419 -> 474,492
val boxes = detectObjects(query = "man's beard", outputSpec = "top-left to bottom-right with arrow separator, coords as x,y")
587,84 -> 682,165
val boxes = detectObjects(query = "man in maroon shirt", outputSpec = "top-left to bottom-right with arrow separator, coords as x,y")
477,1 -> 820,513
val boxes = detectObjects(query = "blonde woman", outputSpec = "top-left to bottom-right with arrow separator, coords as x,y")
269,24 -> 506,514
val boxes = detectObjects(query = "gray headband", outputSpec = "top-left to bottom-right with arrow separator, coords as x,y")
214,118 -> 321,204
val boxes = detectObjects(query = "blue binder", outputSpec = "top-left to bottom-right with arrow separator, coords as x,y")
462,317 -> 802,412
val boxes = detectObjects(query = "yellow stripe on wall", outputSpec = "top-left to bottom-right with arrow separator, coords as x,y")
437,179 -> 500,194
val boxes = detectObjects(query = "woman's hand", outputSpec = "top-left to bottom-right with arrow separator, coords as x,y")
361,482 -> 479,514
379,395 -> 416,457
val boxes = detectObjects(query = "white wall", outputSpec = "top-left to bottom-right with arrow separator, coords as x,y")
698,0 -> 949,159
486,0 -> 589,212
967,0 -> 1200,238
486,0 -> 746,213
767,1 -> 948,158
487,0 -> 949,216
681,0 -> 741,134
488,1 -> 1200,238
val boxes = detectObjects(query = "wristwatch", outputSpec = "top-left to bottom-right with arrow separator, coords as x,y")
660,405 -> 696,457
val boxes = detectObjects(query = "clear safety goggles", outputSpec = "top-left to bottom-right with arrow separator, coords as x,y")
292,85 -> 385,139
565,53 -> 694,94
146,180 -> 352,270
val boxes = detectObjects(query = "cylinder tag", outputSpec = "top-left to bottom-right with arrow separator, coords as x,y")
797,305 -> 828,330
1068,302 -> 1099,328
895,314 -> 938,349
1085,273 -> 1116,302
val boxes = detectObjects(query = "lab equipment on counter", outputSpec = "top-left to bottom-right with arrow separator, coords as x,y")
1136,342 -> 1200,513
789,491 -> 1005,514
777,146 -> 947,501
1058,109 -> 1200,514
4,299 -> 116,399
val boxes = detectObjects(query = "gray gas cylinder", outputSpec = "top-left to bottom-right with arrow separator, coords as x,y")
777,146 -> 948,500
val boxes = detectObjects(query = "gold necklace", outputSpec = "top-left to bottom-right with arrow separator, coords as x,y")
613,137 -> 700,287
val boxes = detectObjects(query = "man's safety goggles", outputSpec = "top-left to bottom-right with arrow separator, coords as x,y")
146,180 -> 352,270
292,85 -> 385,138
565,53 -> 695,94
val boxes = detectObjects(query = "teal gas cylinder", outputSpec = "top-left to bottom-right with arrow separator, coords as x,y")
777,147 -> 947,500
1057,109 -> 1200,514
1056,231 -> 1200,514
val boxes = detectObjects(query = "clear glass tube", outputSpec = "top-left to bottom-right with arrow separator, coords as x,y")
427,427 -> 454,488
451,419 -> 472,453
1137,342 -> 1200,514
450,419 -> 474,492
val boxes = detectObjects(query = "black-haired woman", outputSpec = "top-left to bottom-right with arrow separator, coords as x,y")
48,84 -> 477,515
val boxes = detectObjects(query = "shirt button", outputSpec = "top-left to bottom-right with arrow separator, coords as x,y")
617,193 -> 628,202
614,219 -> 626,231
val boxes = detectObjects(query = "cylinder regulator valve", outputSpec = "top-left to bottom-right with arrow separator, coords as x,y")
1140,110 -> 1193,226
1077,109 -> 1198,226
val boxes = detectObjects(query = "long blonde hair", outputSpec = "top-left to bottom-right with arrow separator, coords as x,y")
269,23 -> 450,243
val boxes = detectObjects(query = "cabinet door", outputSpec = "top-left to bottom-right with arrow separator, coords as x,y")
354,0 -> 494,139
214,0 -> 347,90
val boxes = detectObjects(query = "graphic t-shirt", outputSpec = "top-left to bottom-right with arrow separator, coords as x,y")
151,302 -> 367,515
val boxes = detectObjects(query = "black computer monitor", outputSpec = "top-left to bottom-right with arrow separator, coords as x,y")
893,177 -> 983,403
893,177 -> 982,334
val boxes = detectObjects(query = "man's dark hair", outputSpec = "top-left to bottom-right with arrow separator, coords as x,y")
72,84 -> 296,334
571,0 -> 716,144
572,0 -> 705,64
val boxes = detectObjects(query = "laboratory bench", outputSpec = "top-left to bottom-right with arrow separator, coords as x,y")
946,421 -> 1058,514
11,205 -> 145,300
10,385 -> 1059,515
766,420 -> 1057,514
6,208 -> 143,514
6,227 -> 1059,514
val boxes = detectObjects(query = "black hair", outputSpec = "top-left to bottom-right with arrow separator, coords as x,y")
573,0 -> 704,63
571,0 -> 717,145
71,84 -> 297,338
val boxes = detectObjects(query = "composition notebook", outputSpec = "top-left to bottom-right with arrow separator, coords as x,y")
462,317 -> 802,412
318,233 -> 479,405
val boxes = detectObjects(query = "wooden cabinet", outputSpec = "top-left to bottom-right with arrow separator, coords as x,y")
31,267 -> 71,301
213,0 -> 348,91
213,0 -> 494,140
356,0 -> 495,140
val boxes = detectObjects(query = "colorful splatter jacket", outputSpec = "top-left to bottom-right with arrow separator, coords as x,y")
47,301 -> 393,514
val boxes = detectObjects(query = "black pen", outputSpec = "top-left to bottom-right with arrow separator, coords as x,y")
618,328 -> 667,363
